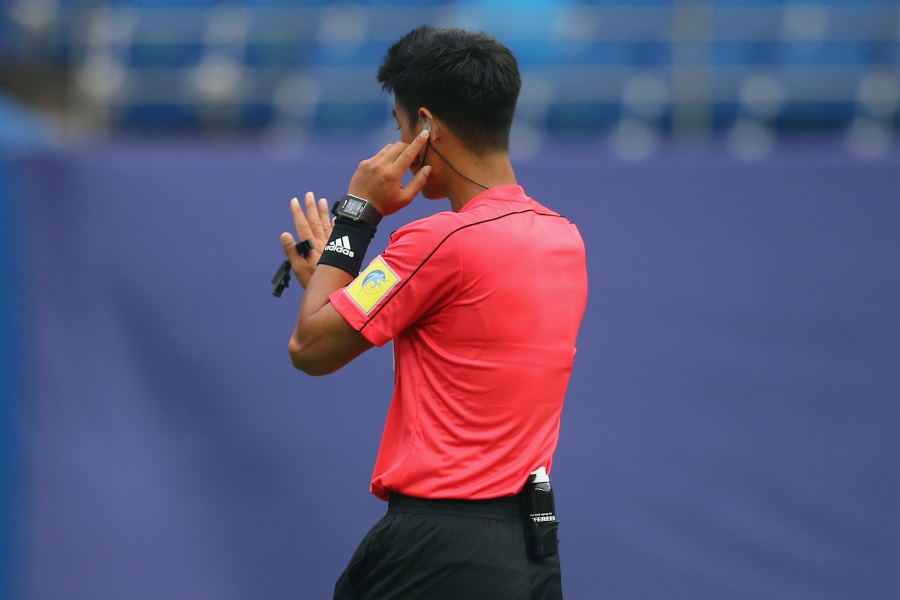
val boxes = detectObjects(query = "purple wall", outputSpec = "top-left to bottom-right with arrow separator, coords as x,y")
19,139 -> 900,599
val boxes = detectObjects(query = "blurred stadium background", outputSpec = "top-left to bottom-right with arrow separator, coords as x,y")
2,0 -> 900,152
2,1 -> 899,599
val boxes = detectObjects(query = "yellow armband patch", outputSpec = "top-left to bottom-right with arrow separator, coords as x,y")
345,256 -> 401,314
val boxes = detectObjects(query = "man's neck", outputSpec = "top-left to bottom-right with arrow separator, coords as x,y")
445,152 -> 517,212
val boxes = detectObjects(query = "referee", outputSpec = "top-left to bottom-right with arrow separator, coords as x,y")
279,26 -> 587,600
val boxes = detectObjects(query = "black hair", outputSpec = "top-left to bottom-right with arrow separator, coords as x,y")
377,26 -> 521,155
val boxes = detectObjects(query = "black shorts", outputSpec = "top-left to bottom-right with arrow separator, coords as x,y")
333,493 -> 563,600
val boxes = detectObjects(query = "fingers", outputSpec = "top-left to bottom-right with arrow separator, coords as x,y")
399,165 -> 432,204
304,191 -> 325,241
280,231 -> 304,271
281,231 -> 313,284
362,143 -> 396,168
369,131 -> 428,177
372,143 -> 394,160
280,231 -> 296,258
384,130 -> 427,166
317,197 -> 332,239
291,193 -> 330,248
345,131 -> 430,214
290,197 -> 314,243
394,129 -> 430,169
384,140 -> 407,161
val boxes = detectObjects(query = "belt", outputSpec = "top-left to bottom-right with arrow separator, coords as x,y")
388,492 -> 524,520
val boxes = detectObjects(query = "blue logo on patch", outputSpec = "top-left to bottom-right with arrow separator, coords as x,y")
362,270 -> 387,291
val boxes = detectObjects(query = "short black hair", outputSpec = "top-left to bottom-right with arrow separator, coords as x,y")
377,26 -> 521,155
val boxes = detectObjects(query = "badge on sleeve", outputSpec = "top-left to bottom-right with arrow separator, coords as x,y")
345,256 -> 401,314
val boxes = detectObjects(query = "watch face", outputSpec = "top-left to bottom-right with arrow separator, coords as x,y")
343,198 -> 365,218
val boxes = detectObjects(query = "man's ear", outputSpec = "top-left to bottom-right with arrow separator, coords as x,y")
417,108 -> 438,140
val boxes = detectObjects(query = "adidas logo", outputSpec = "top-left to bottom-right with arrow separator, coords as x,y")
324,235 -> 355,257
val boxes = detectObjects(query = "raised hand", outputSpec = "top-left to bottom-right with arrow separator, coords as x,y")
280,191 -> 333,289
346,129 -> 432,216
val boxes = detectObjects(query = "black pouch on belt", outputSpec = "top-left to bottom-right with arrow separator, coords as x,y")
521,468 -> 560,560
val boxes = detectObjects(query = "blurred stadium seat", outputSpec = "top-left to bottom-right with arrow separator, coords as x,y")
1,0 -> 897,139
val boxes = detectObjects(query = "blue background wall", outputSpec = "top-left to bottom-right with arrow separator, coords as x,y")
6,140 -> 900,599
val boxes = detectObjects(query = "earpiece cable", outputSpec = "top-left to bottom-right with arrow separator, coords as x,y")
428,142 -> 489,191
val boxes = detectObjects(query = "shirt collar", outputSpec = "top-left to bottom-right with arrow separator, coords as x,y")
459,184 -> 529,213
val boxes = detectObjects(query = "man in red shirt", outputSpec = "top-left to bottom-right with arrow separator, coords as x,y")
279,26 -> 587,600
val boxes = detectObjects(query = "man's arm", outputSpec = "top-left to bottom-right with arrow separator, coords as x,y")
279,193 -> 370,376
279,131 -> 431,375
287,265 -> 372,376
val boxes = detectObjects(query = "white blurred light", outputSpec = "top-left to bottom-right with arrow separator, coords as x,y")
508,121 -> 544,161
622,75 -> 668,120
727,119 -> 775,160
845,118 -> 893,159
550,7 -> 596,43
782,2 -> 829,41
260,121 -> 308,161
739,74 -> 786,120
610,119 -> 659,161
77,52 -> 127,103
434,6 -> 466,30
517,77 -> 555,120
205,7 -> 251,46
10,0 -> 58,34
188,55 -> 244,103
85,8 -> 135,47
318,7 -> 367,46
857,74 -> 900,119
273,75 -> 322,120
372,118 -> 403,148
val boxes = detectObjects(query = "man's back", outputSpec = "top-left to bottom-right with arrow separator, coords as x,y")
330,184 -> 588,500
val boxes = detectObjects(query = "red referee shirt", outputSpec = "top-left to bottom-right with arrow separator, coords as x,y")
329,184 -> 587,501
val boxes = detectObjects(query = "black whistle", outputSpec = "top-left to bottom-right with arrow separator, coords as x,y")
272,242 -> 312,297
271,260 -> 292,297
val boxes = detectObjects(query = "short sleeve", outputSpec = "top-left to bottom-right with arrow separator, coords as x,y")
328,218 -> 461,347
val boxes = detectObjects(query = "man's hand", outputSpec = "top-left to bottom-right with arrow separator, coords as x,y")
280,191 -> 333,289
347,129 -> 432,216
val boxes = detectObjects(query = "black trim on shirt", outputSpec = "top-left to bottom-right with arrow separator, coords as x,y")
359,209 -> 568,333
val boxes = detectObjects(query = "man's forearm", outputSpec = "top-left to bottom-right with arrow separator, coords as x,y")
288,265 -> 365,375
298,264 -> 354,323
283,129 -> 430,374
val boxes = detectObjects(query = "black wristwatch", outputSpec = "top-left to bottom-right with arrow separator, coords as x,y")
332,194 -> 382,228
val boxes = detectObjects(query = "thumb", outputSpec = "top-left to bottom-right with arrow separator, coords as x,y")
280,231 -> 308,276
401,165 -> 431,204
280,232 -> 297,258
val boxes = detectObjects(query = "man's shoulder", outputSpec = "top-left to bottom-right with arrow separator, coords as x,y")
388,210 -> 472,247
386,192 -> 571,251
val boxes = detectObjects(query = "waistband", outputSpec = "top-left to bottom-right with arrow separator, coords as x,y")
388,492 -> 524,520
